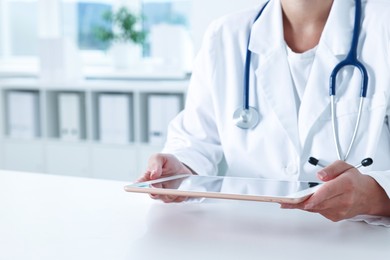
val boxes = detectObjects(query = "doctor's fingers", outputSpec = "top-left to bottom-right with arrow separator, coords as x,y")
149,194 -> 187,203
136,170 -> 153,182
319,160 -> 356,181
299,174 -> 359,212
303,194 -> 358,222
285,193 -> 355,222
164,195 -> 188,203
136,168 -> 164,182
147,154 -> 166,178
280,178 -> 349,210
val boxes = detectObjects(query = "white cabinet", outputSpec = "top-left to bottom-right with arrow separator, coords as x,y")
91,145 -> 138,181
46,142 -> 90,177
0,79 -> 187,181
2,140 -> 45,173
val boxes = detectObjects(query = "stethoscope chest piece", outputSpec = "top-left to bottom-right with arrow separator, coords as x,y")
233,107 -> 260,129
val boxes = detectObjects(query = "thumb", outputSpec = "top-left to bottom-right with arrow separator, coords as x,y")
318,160 -> 353,181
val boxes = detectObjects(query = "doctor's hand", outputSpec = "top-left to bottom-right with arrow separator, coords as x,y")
136,153 -> 195,203
281,160 -> 390,222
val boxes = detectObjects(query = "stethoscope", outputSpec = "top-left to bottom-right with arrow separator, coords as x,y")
234,0 -> 373,166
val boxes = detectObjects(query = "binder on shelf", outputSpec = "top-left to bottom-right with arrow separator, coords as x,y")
58,93 -> 82,141
148,95 -> 181,145
98,94 -> 131,144
6,91 -> 40,139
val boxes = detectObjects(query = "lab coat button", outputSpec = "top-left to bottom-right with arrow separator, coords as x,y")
285,163 -> 298,175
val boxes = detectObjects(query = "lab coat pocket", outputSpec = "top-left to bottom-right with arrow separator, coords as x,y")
316,92 -> 388,161
321,92 -> 388,121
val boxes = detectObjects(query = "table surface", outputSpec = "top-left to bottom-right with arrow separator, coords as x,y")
0,170 -> 389,260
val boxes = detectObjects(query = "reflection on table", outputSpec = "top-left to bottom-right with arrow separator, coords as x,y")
0,170 -> 389,260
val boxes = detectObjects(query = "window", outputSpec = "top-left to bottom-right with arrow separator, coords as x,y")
62,0 -> 112,51
142,0 -> 191,29
0,0 -> 193,71
62,0 -> 192,56
61,0 -> 113,66
78,3 -> 112,50
0,0 -> 38,58
142,0 -> 191,56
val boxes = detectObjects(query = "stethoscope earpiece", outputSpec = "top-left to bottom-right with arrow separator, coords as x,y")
233,107 -> 260,129
308,157 -> 373,169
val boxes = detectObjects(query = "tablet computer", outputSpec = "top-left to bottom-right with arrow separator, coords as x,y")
124,174 -> 323,204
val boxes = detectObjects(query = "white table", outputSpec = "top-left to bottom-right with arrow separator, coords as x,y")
0,170 -> 389,260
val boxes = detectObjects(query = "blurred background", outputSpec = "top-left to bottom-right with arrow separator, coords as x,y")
0,0 -> 258,181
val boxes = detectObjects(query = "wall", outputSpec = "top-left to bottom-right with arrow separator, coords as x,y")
191,0 -> 261,53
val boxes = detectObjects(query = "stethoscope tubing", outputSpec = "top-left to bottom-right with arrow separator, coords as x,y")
329,0 -> 368,161
331,96 -> 364,161
243,1 -> 270,110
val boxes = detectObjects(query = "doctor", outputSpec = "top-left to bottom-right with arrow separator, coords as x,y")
139,0 -> 390,223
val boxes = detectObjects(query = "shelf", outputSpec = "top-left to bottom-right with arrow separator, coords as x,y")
0,63 -> 191,81
0,78 -> 188,181
0,75 -> 190,90
83,66 -> 191,81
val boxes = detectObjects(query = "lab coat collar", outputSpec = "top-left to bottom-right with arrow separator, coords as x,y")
248,0 -> 284,56
321,0 -> 355,56
248,0 -> 355,57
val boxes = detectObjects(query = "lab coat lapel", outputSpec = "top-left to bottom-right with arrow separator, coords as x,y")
298,0 -> 355,146
249,0 -> 300,152
297,48 -> 338,145
255,51 -> 301,152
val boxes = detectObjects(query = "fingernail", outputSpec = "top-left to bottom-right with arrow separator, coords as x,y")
304,203 -> 314,210
318,170 -> 328,180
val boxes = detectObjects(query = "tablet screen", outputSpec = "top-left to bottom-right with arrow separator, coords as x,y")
129,174 -> 321,200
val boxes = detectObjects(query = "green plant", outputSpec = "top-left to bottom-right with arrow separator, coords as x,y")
93,7 -> 146,45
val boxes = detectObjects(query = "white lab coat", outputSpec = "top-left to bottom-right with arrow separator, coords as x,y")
163,0 -> 390,202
